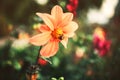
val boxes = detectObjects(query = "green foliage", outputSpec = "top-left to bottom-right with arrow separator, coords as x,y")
51,77 -> 64,80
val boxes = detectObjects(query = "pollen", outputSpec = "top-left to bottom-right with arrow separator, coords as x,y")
51,28 -> 64,40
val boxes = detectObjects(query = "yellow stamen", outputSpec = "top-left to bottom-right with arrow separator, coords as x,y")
51,28 -> 64,40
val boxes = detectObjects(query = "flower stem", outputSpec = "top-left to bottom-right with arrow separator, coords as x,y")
36,47 -> 41,64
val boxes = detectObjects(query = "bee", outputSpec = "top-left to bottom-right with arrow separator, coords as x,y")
58,34 -> 64,40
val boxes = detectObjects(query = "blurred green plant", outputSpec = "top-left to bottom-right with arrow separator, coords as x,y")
51,77 -> 64,80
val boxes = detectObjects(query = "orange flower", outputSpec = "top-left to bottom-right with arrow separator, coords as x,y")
29,5 -> 78,58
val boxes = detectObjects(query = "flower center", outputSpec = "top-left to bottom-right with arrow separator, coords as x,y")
51,28 -> 64,40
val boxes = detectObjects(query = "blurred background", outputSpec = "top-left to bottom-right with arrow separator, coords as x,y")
0,0 -> 120,80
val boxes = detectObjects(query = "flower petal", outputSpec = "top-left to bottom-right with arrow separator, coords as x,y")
40,40 -> 59,58
29,32 -> 51,46
64,32 -> 75,37
51,5 -> 63,28
61,38 -> 68,48
58,13 -> 73,27
39,24 -> 50,32
36,13 -> 54,30
62,21 -> 78,33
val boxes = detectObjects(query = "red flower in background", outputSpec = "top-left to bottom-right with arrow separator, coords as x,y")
66,0 -> 78,16
93,27 -> 111,57
38,58 -> 47,66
